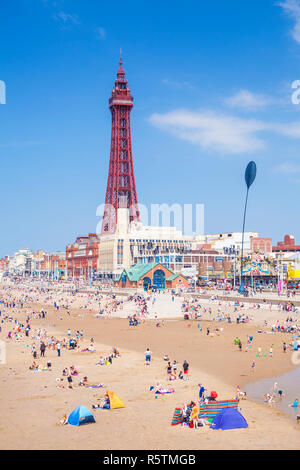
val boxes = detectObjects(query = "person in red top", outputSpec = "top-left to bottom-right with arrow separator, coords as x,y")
183,360 -> 189,380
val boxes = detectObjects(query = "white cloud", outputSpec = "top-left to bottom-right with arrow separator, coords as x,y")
149,108 -> 300,154
149,109 -> 267,154
278,0 -> 300,44
274,162 -> 300,173
224,89 -> 271,109
53,11 -> 80,27
95,27 -> 106,39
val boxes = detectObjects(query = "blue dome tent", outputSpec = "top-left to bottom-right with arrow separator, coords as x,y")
67,405 -> 95,426
210,407 -> 248,430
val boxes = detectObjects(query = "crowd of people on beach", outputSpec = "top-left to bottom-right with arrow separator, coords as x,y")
1,274 -> 300,436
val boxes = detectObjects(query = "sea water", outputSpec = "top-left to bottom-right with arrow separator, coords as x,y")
245,366 -> 300,423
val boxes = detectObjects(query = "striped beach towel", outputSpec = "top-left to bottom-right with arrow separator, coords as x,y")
171,407 -> 183,425
198,399 -> 239,421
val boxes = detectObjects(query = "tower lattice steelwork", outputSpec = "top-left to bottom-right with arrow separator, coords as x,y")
101,57 -> 139,234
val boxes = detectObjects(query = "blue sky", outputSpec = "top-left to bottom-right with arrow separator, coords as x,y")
1,0 -> 300,256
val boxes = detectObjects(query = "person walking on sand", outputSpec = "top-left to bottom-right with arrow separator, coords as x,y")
183,360 -> 189,380
40,341 -> 46,357
166,362 -> 172,379
144,348 -> 152,365
198,383 -> 205,402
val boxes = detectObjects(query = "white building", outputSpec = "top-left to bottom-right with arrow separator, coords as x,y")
8,249 -> 32,274
195,232 -> 258,254
98,208 -> 193,278
97,208 -> 256,280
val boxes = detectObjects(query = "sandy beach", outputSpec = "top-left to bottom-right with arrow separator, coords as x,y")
1,282 -> 300,450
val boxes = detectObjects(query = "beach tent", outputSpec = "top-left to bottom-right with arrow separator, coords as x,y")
107,390 -> 125,409
210,408 -> 248,430
67,405 -> 95,426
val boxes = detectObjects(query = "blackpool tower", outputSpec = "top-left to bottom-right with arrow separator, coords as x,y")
101,57 -> 140,234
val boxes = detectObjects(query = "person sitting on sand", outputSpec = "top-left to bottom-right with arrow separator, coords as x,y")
78,376 -> 89,386
112,347 -> 120,358
59,414 -> 68,425
238,390 -> 247,400
92,392 -> 110,409
154,382 -> 168,393
99,356 -> 105,365
69,366 -> 78,376
29,361 -> 38,370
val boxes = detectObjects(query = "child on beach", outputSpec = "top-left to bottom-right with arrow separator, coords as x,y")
191,404 -> 199,429
144,348 -> 152,365
289,399 -> 299,408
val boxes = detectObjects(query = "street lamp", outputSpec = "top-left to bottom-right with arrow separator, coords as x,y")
239,161 -> 257,295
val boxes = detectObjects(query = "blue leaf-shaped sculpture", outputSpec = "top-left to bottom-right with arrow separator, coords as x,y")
245,161 -> 257,189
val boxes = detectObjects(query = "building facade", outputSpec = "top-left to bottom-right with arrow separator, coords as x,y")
250,237 -> 273,255
114,262 -> 188,290
273,234 -> 300,253
66,233 -> 99,279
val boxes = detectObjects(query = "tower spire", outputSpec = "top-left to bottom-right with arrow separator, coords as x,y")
117,52 -> 125,79
101,58 -> 139,234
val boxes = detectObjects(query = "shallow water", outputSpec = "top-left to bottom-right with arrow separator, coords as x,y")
245,366 -> 300,424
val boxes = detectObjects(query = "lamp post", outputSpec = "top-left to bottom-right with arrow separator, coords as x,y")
238,161 -> 257,295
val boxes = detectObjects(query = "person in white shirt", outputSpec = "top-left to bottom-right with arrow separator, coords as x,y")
144,348 -> 152,365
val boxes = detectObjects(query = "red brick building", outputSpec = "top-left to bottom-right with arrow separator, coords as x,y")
66,233 -> 99,278
0,256 -> 9,272
250,237 -> 273,254
273,235 -> 300,253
